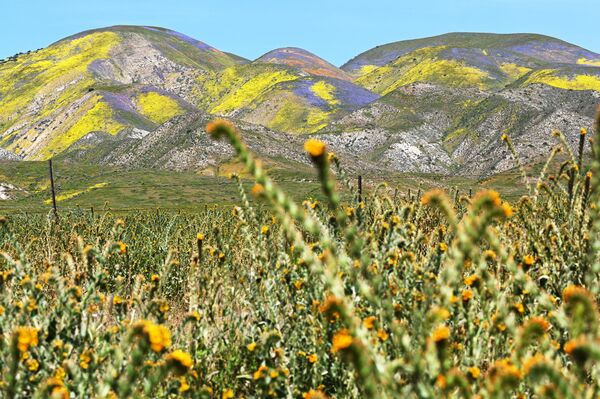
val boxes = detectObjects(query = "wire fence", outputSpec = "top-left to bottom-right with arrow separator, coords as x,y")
0,159 -> 529,215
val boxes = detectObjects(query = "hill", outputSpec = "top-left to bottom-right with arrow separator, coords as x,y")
343,32 -> 600,94
0,28 -> 598,176
0,26 -> 242,160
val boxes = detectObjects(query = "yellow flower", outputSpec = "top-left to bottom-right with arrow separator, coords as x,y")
117,242 -> 127,255
461,289 -> 474,302
188,310 -> 201,322
464,275 -> 479,287
159,302 -> 170,313
331,329 -> 353,353
467,366 -> 481,379
502,202 -> 513,218
307,353 -> 318,364
15,326 -> 39,353
304,139 -> 327,158
261,225 -> 269,235
26,358 -> 39,372
489,358 -> 521,382
483,250 -> 497,261
222,388 -> 234,399
580,127 -> 588,136
513,302 -> 525,314
196,233 -> 204,241
438,243 -> 448,252
431,325 -> 450,344
166,350 -> 193,375
253,365 -> 268,380
247,342 -> 257,352
377,329 -> 389,342
303,389 -> 328,399
523,255 -> 535,267
133,320 -> 172,352
363,316 -> 377,330
178,377 -> 190,393
80,351 -> 92,369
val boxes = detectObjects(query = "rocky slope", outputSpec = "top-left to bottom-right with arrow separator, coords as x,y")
322,83 -> 599,174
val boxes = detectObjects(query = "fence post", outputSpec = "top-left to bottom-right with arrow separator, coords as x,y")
48,159 -> 58,218
358,175 -> 363,204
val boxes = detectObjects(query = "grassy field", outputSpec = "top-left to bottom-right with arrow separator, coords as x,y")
0,154 -> 544,215
0,119 -> 598,398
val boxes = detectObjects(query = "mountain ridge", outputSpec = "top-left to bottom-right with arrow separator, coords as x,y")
1,26 -> 598,176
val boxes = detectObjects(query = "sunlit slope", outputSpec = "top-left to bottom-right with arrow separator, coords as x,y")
343,33 -> 600,94
195,61 -> 378,133
0,26 -> 239,160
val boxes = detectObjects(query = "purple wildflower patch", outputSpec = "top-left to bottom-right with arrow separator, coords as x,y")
144,27 -> 215,51
290,77 -> 379,111
292,79 -> 329,108
508,40 -> 599,64
101,92 -> 136,114
324,78 -> 380,109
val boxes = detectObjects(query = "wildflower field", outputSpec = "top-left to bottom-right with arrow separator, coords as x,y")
1,111 -> 599,399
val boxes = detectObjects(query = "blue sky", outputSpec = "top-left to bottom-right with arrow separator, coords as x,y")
2,0 -> 599,65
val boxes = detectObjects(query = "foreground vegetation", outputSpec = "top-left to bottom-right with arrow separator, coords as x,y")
0,112 -> 599,398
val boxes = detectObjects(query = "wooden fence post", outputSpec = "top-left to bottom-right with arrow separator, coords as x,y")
358,175 -> 363,204
48,159 -> 58,218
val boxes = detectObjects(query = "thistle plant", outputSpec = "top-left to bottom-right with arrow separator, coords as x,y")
0,116 -> 598,398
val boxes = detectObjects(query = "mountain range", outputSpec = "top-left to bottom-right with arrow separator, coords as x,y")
1,26 -> 599,175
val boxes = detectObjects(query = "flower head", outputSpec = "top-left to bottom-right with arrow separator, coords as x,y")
206,119 -> 235,138
166,350 -> 193,375
132,320 -> 172,352
304,139 -> 327,159
15,326 -> 39,353
331,329 -> 353,353
431,325 -> 450,345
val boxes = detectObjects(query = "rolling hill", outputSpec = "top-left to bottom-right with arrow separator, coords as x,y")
343,32 -> 600,93
0,28 -> 599,177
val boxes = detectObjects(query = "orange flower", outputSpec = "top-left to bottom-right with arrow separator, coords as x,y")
206,119 -> 234,137
431,325 -> 450,344
251,184 -> 265,196
304,139 -> 327,158
363,316 -> 377,330
331,329 -> 353,353
461,289 -> 474,303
